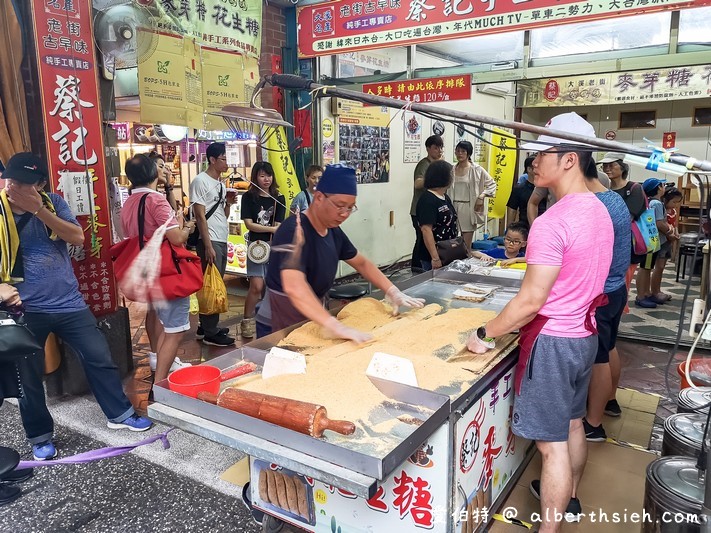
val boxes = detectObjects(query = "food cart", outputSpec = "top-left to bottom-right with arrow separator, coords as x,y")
149,269 -> 535,532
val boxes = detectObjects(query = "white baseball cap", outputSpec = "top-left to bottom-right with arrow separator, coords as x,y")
521,112 -> 597,152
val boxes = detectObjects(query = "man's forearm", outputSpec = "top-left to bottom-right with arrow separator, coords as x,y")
36,208 -> 84,245
484,295 -> 542,337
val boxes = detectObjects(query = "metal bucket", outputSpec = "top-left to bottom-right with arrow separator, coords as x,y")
680,232 -> 699,246
677,388 -> 711,414
642,456 -> 703,532
662,413 -> 705,458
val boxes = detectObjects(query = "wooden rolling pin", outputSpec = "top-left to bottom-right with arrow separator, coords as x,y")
197,389 -> 356,438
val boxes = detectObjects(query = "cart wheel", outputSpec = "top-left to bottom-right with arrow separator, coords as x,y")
261,515 -> 302,533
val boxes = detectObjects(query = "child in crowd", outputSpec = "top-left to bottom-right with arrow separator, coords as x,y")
664,186 -> 682,263
650,186 -> 681,301
471,222 -> 528,267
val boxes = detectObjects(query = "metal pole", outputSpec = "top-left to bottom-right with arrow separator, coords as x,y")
264,74 -> 711,172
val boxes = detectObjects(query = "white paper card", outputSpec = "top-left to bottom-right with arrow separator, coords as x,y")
262,346 -> 306,380
366,352 -> 418,387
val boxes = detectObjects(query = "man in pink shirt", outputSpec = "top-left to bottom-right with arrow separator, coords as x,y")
467,113 -> 614,532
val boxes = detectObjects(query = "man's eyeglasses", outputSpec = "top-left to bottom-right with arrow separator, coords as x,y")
504,237 -> 523,245
324,195 -> 358,214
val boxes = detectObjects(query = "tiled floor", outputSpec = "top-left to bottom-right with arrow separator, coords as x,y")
619,261 -> 702,345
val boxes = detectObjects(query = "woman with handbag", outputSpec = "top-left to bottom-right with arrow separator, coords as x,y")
449,141 -> 497,250
416,160 -> 464,271
240,162 -> 286,338
121,154 -> 195,382
2,153 -> 152,461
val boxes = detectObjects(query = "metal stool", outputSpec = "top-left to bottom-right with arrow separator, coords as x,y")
327,283 -> 368,309
676,243 -> 704,282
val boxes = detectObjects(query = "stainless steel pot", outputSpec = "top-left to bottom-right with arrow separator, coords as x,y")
662,413 -> 705,458
677,388 -> 711,414
643,456 -> 703,532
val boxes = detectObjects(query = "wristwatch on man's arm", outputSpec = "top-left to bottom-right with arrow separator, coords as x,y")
467,324 -> 496,354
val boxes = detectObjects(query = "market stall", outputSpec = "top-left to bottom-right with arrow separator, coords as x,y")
149,269 -> 535,532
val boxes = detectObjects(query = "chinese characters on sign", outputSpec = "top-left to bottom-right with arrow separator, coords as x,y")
363,75 -> 471,105
519,64 -> 711,107
31,0 -> 117,316
297,0 -> 710,57
487,128 -> 516,219
153,0 -> 262,57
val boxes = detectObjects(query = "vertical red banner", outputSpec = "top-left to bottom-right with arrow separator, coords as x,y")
31,0 -> 118,316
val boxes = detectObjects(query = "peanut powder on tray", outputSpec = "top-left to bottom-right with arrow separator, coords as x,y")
235,300 -> 512,426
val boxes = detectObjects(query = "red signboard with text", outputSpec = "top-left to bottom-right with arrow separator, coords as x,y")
31,0 -> 118,316
297,0 -> 711,57
363,75 -> 471,104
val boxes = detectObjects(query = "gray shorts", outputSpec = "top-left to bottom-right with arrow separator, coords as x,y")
513,334 -> 597,442
150,297 -> 190,334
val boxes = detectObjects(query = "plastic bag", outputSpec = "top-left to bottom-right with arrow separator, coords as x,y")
196,264 -> 228,315
189,293 -> 199,315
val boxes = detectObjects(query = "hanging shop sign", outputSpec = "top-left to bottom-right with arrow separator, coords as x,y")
201,46 -> 247,132
152,0 -> 262,57
663,131 -> 677,149
30,0 -> 118,316
337,101 -> 390,184
296,0 -> 711,57
363,75 -> 471,104
138,32 -> 203,129
487,128 -> 516,220
265,127 -> 302,210
518,64 -> 711,107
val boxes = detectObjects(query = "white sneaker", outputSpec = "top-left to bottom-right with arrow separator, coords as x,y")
148,352 -> 192,373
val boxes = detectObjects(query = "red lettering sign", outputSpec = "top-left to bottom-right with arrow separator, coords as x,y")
363,75 -> 471,104
393,471 -> 434,529
297,0 -> 711,57
663,131 -> 676,149
31,0 -> 117,316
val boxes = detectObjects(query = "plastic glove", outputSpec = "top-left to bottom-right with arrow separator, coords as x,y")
384,286 -> 426,316
466,331 -> 496,354
322,317 -> 373,344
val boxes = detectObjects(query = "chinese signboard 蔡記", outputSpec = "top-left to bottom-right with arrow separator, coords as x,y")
297,0 -> 711,57
153,0 -> 262,57
363,75 -> 471,105
487,128 -> 515,219
518,65 -> 711,107
30,0 -> 118,316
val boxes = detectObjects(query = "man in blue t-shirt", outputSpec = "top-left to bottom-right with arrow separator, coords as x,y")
582,161 -> 631,442
1,153 -> 152,461
256,164 -> 424,339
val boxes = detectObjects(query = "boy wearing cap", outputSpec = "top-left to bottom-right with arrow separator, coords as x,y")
262,164 -> 424,340
466,113 -> 613,532
1,153 -> 152,461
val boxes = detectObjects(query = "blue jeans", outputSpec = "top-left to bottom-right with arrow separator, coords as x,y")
256,320 -> 271,339
18,308 -> 135,444
421,259 -> 433,272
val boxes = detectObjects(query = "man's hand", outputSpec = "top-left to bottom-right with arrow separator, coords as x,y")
431,258 -> 442,269
6,182 -> 42,214
322,317 -> 373,344
466,331 -> 495,354
204,243 -> 217,264
0,283 -> 21,307
384,286 -> 425,316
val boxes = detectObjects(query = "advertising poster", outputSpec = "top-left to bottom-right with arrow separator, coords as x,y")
455,368 -> 530,532
487,128 -> 516,220
252,422 -> 452,532
337,101 -> 390,184
138,33 -> 203,129
152,0 -> 262,57
202,46 -> 246,131
297,0 -> 709,57
403,112 -> 422,164
31,0 -> 118,316
364,75 -> 471,105
322,119 -> 335,165
518,64 -> 711,107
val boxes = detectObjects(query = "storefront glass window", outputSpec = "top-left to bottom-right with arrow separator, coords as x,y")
416,31 -> 524,69
679,7 -> 711,47
336,47 -> 407,77
530,12 -> 671,60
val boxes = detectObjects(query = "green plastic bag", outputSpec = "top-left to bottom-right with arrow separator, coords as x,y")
196,264 -> 228,315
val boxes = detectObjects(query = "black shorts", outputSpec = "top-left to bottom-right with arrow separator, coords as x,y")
631,250 -> 659,269
594,284 -> 628,364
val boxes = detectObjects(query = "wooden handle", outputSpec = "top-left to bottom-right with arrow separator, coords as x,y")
212,388 -> 355,438
220,363 -> 256,382
197,391 -> 218,404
